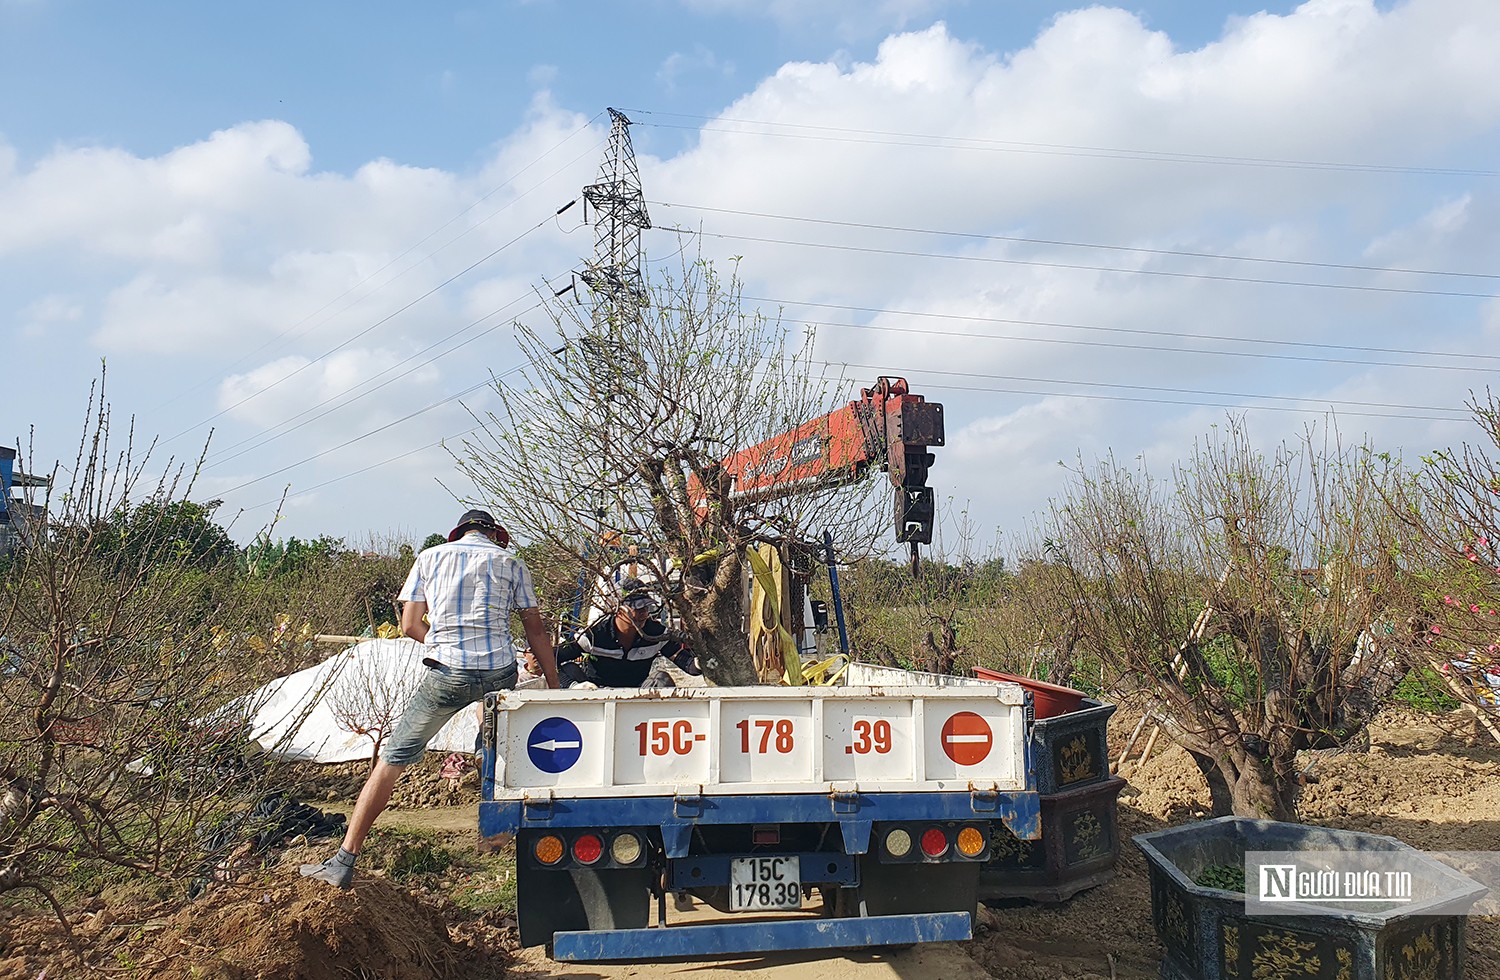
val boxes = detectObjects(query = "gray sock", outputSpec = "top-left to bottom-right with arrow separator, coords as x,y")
299,847 -> 357,889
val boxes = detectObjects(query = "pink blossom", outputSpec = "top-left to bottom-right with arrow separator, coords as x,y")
1469,553 -> 1480,562
1472,604 -> 1482,613
1443,595 -> 1455,605
1431,625 -> 1443,634
1481,537 -> 1492,548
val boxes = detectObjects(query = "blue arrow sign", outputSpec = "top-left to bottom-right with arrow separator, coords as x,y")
527,716 -> 583,773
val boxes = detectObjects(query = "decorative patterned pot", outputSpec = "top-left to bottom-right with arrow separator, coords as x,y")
980,773 -> 1128,903
1031,697 -> 1115,795
1133,817 -> 1485,980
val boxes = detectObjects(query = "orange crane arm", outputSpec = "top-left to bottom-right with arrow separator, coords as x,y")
691,377 -> 944,569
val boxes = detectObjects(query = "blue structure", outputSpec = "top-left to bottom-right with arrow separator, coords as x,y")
1,447 -> 50,553
0,446 -> 14,525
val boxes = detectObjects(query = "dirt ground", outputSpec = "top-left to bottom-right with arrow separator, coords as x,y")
3,709 -> 1497,979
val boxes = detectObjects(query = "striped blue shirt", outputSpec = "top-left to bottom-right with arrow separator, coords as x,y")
397,531 -> 539,669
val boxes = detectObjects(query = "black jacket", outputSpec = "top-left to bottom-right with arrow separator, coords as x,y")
556,616 -> 690,687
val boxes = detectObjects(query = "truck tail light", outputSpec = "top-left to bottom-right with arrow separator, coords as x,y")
572,833 -> 604,865
534,834 -> 565,865
752,825 -> 781,846
919,827 -> 949,858
883,827 -> 912,858
956,825 -> 986,858
610,832 -> 643,865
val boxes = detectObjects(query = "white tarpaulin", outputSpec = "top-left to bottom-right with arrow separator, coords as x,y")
243,639 -> 539,764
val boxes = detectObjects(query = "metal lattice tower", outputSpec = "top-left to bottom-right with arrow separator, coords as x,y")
580,108 -> 651,322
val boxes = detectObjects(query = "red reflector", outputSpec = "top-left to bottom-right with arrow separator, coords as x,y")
752,825 -> 781,845
920,827 -> 949,857
572,833 -> 604,865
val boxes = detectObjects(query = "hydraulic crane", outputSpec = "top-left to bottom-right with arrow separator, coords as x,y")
699,377 -> 945,575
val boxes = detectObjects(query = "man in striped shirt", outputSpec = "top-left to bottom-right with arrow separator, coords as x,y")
302,509 -> 559,889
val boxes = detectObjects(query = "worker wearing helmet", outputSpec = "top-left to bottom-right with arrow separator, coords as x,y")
554,577 -> 698,688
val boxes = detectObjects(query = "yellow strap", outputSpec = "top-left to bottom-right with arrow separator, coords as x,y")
744,545 -> 804,685
800,654 -> 850,686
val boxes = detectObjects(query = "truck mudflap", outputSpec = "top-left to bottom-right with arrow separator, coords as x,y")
550,910 -> 972,961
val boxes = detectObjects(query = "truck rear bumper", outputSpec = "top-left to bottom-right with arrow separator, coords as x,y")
550,910 -> 972,961
481,790 -> 1042,850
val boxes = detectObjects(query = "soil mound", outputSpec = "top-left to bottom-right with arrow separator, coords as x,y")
138,852 -> 507,979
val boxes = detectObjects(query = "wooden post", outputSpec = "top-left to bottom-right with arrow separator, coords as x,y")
1113,713 -> 1149,772
1429,659 -> 1500,744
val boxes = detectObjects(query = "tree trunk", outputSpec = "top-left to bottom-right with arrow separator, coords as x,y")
1187,750 -> 1235,817
687,554 -> 759,686
1224,744 -> 1295,820
1188,743 -> 1296,820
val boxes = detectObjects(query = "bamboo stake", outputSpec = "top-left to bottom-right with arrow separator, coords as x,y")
1429,658 -> 1500,744
1136,725 -> 1162,767
1113,713 -> 1149,772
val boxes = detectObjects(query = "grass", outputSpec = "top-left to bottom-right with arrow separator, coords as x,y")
358,827 -> 518,914
1392,666 -> 1461,712
450,847 -> 517,914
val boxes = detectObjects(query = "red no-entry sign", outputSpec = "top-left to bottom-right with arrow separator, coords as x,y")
940,711 -> 993,765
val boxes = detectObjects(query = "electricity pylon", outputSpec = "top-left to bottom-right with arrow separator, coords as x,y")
579,107 -> 651,324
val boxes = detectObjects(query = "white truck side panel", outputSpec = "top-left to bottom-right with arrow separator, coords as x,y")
490,683 -> 1028,800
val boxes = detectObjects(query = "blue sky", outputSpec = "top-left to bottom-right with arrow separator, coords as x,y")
3,0 -> 1497,555
2,1 -> 1307,169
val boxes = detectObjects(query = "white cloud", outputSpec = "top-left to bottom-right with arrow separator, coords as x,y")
9,0 -> 1500,548
0,122 -> 312,261
658,45 -> 734,91
678,0 -> 957,38
0,97 -> 602,538
17,293 -> 82,340
642,1 -> 1500,536
217,347 -> 444,432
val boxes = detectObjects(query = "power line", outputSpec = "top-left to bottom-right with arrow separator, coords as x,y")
167,205 -> 567,446
624,108 -> 1500,178
794,311 -> 1490,374
671,228 -> 1500,300
216,363 -> 527,497
657,201 -> 1500,282
242,422 -> 489,512
828,360 -> 1466,420
883,376 -> 1469,423
743,295 -> 1499,369
153,115 -> 605,416
206,294 -> 543,469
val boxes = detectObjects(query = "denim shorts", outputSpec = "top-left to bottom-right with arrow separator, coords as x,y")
380,661 -> 517,766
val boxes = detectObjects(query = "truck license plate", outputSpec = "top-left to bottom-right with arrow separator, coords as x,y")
729,855 -> 801,911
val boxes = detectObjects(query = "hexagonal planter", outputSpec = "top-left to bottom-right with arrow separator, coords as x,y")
980,696 -> 1123,903
1031,697 -> 1115,796
1133,817 -> 1486,980
980,773 -> 1127,903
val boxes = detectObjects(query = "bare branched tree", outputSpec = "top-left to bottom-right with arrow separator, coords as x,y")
0,381 -> 284,922
1023,419 -> 1412,819
1391,392 -> 1500,741
328,647 -> 424,763
456,256 -> 885,684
